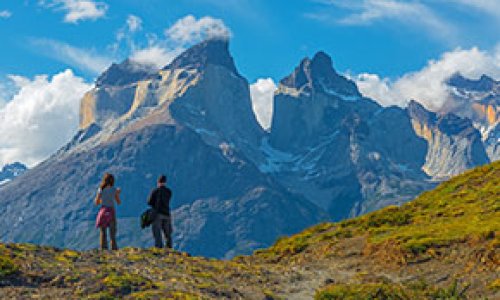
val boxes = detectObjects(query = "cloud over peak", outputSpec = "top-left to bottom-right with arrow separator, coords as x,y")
129,15 -> 232,68
165,15 -> 232,44
130,46 -> 183,69
355,44 -> 500,110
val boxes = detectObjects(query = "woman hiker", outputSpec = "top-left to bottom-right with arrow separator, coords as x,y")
95,173 -> 121,250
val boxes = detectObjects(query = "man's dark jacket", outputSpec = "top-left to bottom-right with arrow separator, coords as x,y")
147,186 -> 172,216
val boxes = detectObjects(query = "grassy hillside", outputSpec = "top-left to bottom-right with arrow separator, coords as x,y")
257,161 -> 499,261
0,161 -> 499,299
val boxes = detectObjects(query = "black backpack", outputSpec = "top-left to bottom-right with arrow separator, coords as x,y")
140,208 -> 157,229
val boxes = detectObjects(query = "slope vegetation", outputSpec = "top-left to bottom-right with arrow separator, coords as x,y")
0,162 -> 498,299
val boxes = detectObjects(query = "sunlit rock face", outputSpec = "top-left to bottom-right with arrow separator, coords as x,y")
408,100 -> 489,179
444,74 -> 499,127
441,73 -> 499,160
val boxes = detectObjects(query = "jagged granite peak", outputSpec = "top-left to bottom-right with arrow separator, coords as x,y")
408,99 -> 482,140
407,100 -> 437,125
159,38 -> 264,148
439,73 -> 499,148
279,51 -> 360,98
268,58 -> 431,219
447,73 -> 498,92
165,38 -> 238,75
95,59 -> 157,87
80,38 -> 264,154
270,51 -> 372,151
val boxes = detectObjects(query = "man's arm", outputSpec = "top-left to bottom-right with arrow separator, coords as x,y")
147,189 -> 156,207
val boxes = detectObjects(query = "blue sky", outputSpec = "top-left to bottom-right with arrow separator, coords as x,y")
0,0 -> 499,167
0,0 -> 499,82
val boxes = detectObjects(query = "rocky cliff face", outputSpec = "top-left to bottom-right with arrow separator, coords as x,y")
444,74 -> 499,127
265,52 -> 431,218
79,59 -> 157,129
408,100 -> 490,179
79,39 -> 263,154
441,73 -> 499,160
269,52 -> 363,151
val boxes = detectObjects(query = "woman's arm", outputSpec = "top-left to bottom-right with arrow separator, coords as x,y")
94,193 -> 102,206
115,188 -> 122,205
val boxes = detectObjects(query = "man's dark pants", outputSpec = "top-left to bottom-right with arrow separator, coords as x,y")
152,213 -> 172,248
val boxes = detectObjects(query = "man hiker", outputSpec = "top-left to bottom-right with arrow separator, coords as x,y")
147,174 -> 173,248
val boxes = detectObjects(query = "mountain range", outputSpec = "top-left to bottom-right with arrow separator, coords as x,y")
0,38 -> 497,258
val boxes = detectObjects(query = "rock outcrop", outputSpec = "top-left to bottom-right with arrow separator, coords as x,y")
442,73 -> 499,160
408,100 -> 490,178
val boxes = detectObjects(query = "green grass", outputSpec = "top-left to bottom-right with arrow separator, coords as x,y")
488,279 -> 500,291
315,281 -> 470,300
258,161 -> 500,259
0,255 -> 18,277
101,271 -> 156,296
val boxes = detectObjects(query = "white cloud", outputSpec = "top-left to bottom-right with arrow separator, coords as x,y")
0,10 -> 12,19
112,15 -> 143,54
0,70 -> 91,167
29,15 -> 232,73
0,85 -> 8,108
126,14 -> 142,32
250,78 -> 277,130
307,0 -> 455,41
30,38 -> 113,75
355,45 -> 500,110
453,0 -> 500,18
40,0 -> 108,23
165,15 -> 232,44
129,15 -> 231,68
130,46 -> 183,68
